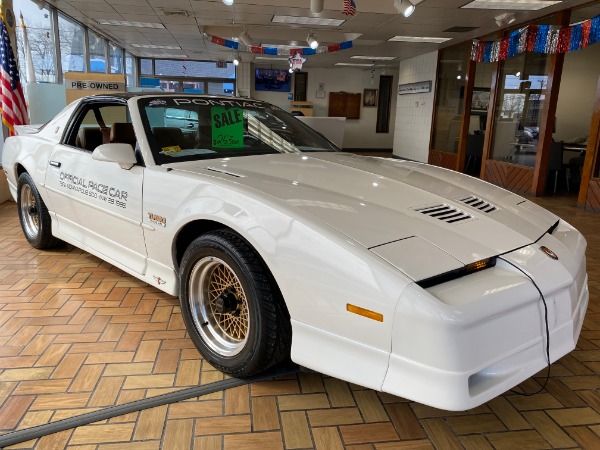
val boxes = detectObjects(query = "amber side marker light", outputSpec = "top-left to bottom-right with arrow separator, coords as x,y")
347,304 -> 384,322
418,257 -> 497,289
466,258 -> 493,272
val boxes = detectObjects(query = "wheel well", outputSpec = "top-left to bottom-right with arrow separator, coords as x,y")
16,164 -> 27,177
174,220 -> 229,268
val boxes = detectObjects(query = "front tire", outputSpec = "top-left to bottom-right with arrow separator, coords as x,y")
17,172 -> 62,249
179,230 -> 291,377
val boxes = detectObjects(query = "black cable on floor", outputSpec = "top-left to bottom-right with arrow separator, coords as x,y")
0,365 -> 299,449
499,257 -> 551,396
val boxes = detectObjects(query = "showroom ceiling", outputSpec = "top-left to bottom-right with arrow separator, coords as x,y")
49,0 -> 592,67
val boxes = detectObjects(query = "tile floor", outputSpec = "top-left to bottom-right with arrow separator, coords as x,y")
0,194 -> 598,449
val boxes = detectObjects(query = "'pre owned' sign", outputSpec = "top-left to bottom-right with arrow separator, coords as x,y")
67,80 -> 126,91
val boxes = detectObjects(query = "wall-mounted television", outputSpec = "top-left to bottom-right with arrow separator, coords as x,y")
255,69 -> 291,92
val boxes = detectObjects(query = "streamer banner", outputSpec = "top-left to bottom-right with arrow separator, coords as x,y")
471,13 -> 600,62
203,33 -> 353,57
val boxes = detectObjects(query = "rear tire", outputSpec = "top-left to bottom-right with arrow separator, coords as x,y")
179,230 -> 291,377
17,172 -> 62,249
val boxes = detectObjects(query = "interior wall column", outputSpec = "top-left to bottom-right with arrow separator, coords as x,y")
456,56 -> 476,172
531,10 -> 569,196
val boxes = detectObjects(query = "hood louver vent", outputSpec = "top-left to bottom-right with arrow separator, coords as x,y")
414,204 -> 473,224
459,196 -> 498,213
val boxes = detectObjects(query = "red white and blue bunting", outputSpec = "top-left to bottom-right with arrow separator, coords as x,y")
203,33 -> 354,57
471,14 -> 600,63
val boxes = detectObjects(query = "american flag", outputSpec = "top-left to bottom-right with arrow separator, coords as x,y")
0,14 -> 28,135
343,0 -> 357,16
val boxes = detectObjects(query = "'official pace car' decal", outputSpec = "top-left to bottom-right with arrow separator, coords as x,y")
58,172 -> 128,209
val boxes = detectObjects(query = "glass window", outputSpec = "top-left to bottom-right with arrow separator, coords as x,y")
139,97 -> 338,165
125,53 -> 135,87
88,32 -> 107,73
183,81 -> 205,94
489,52 -> 550,167
71,105 -> 132,151
15,0 -> 56,83
154,60 -> 236,78
140,59 -> 153,75
58,13 -> 84,75
208,82 -> 234,96
431,42 -> 470,153
109,43 -> 123,74
159,80 -> 180,92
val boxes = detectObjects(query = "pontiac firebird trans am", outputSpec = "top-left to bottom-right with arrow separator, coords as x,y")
2,94 -> 588,411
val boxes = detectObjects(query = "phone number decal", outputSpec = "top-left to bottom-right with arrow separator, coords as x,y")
59,172 -> 128,209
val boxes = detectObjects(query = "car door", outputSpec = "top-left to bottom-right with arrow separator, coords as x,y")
44,99 -> 147,274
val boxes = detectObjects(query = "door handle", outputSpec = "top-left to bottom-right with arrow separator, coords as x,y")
49,160 -> 61,168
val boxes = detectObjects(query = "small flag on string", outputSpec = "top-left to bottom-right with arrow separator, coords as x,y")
343,0 -> 357,16
0,12 -> 29,135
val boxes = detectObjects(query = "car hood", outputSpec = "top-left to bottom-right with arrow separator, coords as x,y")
168,153 -> 558,264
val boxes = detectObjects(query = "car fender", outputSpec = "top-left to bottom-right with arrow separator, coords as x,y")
142,167 -> 411,355
3,136 -> 55,206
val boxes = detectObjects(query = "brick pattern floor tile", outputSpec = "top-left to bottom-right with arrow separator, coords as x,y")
0,193 -> 599,448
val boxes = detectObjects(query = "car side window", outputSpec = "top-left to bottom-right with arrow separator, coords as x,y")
69,104 -> 136,152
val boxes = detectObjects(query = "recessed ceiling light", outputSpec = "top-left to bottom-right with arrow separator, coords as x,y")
351,56 -> 397,60
272,15 -> 345,27
97,19 -> 165,28
388,36 -> 452,43
461,0 -> 562,11
335,63 -> 375,67
132,44 -> 181,49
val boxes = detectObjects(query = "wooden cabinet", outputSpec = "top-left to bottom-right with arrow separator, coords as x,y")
328,92 -> 361,119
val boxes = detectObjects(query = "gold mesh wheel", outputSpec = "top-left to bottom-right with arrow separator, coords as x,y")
20,184 -> 40,240
188,256 -> 250,357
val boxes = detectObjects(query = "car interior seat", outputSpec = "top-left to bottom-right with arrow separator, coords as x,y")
75,128 -> 103,151
151,127 -> 187,150
110,123 -> 137,148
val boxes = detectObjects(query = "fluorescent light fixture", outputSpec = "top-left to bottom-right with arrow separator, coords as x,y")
272,15 -> 345,27
261,44 -> 303,49
394,0 -> 416,17
462,0 -> 562,11
307,33 -> 319,49
254,57 -> 289,61
351,56 -> 397,60
97,19 -> 165,29
131,44 -> 181,49
388,36 -> 452,43
335,63 -> 375,67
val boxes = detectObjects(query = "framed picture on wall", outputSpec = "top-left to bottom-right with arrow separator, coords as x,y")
363,89 -> 377,107
472,88 -> 491,114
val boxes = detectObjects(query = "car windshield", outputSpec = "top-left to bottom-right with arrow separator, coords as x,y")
138,97 -> 339,164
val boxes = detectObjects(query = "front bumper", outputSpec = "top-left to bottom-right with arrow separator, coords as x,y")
382,225 -> 588,411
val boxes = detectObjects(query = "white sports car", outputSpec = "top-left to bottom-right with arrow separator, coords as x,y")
2,94 -> 588,411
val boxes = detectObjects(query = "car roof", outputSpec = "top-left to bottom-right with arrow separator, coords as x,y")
83,93 -> 267,104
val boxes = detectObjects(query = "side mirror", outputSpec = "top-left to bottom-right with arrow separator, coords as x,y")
92,143 -> 137,170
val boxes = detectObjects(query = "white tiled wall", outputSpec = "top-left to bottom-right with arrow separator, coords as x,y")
393,51 -> 438,162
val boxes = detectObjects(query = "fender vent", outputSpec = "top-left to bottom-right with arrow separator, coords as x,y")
414,204 -> 473,224
459,196 -> 498,213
